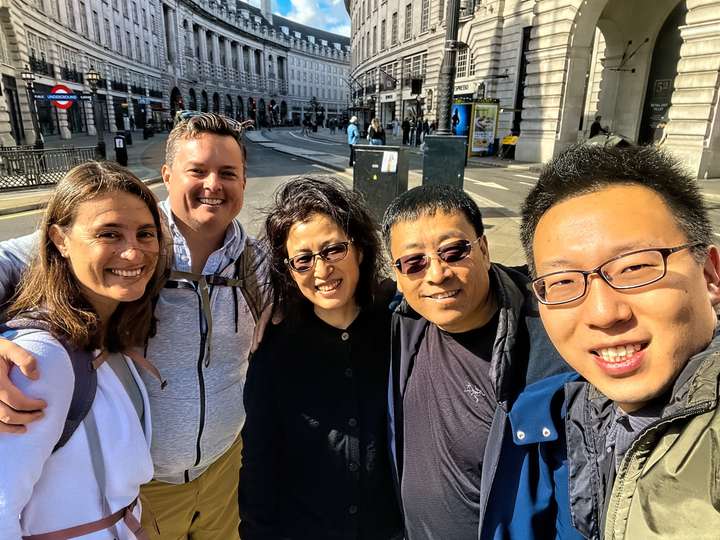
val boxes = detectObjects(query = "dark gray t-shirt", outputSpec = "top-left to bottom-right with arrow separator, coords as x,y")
401,313 -> 498,540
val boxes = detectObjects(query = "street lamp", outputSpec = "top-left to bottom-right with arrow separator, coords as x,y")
20,65 -> 43,149
435,0 -> 462,135
86,67 -> 106,159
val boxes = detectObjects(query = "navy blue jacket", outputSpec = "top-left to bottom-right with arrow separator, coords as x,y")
388,264 -> 584,539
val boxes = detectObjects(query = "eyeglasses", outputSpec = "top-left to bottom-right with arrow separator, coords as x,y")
173,110 -> 254,136
393,238 -> 482,275
285,241 -> 352,273
531,241 -> 705,305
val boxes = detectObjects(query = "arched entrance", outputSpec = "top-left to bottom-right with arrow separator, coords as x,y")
212,92 -> 220,113
280,100 -> 288,124
225,94 -> 233,118
201,90 -> 209,112
248,97 -> 256,121
237,96 -> 244,120
188,88 -> 197,111
170,87 -> 183,118
258,98 -> 267,127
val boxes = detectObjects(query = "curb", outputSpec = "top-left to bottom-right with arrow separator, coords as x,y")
247,139 -> 352,175
0,176 -> 164,217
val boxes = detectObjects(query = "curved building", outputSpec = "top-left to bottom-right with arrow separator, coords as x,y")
347,0 -> 720,177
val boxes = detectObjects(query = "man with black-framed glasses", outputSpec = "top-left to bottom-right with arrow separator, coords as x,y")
380,185 -> 578,540
520,144 -> 720,538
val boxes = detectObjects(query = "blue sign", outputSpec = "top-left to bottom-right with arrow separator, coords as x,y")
34,93 -> 79,101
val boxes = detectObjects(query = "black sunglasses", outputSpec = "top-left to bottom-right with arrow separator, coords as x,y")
393,238 -> 481,275
173,110 -> 254,135
285,241 -> 352,273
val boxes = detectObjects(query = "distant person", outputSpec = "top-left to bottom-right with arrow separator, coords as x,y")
402,117 -> 411,145
301,118 -> 310,136
368,117 -> 386,145
347,115 -> 360,166
654,120 -> 668,146
589,115 -> 608,138
392,117 -> 400,137
422,119 -> 429,141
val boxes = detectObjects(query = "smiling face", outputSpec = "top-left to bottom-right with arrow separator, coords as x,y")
161,132 -> 246,240
533,184 -> 720,412
389,210 -> 495,333
285,213 -> 362,329
49,191 -> 160,322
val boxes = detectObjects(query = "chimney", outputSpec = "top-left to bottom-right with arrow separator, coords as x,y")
261,0 -> 273,24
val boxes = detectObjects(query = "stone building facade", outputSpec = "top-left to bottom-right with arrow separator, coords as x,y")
0,0 -> 350,146
348,0 -> 720,178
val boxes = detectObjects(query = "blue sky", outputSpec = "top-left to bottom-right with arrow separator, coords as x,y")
249,0 -> 350,36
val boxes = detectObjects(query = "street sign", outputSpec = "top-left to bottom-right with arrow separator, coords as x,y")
49,84 -> 76,109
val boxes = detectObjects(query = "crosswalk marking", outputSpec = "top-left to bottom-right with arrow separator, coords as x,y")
465,179 -> 509,191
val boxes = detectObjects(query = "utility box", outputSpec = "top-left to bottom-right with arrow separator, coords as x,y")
422,135 -> 467,188
353,145 -> 408,222
114,134 -> 128,166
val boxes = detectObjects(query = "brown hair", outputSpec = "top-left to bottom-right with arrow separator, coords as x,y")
7,161 -> 171,352
165,112 -> 248,167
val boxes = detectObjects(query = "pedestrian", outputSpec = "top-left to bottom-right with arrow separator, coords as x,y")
130,116 -> 135,131
381,185 -> 578,539
301,118 -> 310,136
240,175 -> 403,540
0,112 -> 272,540
521,144 -> 720,538
422,119 -> 429,141
402,117 -> 410,145
347,115 -> 360,167
368,117 -> 386,145
589,115 -> 608,138
392,117 -> 400,137
0,161 -> 170,539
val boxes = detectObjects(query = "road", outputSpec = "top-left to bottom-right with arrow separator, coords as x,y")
3,128 -> 720,267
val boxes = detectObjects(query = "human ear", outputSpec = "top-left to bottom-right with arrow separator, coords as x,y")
702,245 -> 720,306
161,163 -> 172,188
48,225 -> 69,258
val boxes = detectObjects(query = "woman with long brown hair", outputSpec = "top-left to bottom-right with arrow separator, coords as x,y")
0,162 -> 170,539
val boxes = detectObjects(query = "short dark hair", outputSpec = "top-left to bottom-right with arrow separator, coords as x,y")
264,175 -> 385,317
381,185 -> 485,250
520,144 -> 712,274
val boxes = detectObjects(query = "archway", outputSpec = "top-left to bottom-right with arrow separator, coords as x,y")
212,92 -> 220,113
170,87 -> 183,118
188,88 -> 197,111
248,97 -> 256,121
237,96 -> 244,120
280,100 -> 288,124
258,98 -> 267,127
201,90 -> 209,112
225,94 -> 234,118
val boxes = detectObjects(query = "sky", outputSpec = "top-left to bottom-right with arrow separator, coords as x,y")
248,0 -> 351,37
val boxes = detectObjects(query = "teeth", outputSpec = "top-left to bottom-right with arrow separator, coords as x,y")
430,290 -> 458,300
597,343 -> 642,362
316,280 -> 340,292
109,268 -> 143,277
199,198 -> 223,205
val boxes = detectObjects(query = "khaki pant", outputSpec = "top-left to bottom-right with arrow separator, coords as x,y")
140,437 -> 242,540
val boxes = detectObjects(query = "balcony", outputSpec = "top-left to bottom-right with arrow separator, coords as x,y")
60,67 -> 84,84
29,57 -> 54,77
110,79 -> 127,91
149,89 -> 163,99
130,84 -> 145,95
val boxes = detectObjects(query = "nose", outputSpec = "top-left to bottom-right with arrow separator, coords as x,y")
583,275 -> 633,329
313,257 -> 333,279
424,256 -> 451,284
203,172 -> 222,191
118,240 -> 143,262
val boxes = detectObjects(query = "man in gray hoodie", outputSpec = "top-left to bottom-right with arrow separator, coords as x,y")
0,113 -> 271,539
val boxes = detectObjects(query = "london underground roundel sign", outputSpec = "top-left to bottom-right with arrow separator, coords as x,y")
49,84 -> 76,110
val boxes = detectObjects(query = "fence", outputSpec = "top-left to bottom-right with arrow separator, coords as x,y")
0,146 -> 96,191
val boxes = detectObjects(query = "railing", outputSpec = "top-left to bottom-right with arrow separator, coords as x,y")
0,147 -> 97,191
30,57 -> 54,77
60,67 -> 84,83
110,79 -> 127,91
149,89 -> 163,98
130,84 -> 145,95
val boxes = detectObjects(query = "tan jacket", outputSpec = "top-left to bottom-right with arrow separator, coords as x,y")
604,347 -> 720,539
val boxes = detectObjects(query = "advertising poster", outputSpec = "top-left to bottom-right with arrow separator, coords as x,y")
469,101 -> 499,156
450,101 -> 472,138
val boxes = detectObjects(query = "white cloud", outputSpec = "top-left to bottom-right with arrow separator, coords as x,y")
283,0 -> 350,36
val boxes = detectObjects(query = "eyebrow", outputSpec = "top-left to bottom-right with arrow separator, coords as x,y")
397,231 -> 467,252
538,241 -> 657,270
95,222 -> 157,230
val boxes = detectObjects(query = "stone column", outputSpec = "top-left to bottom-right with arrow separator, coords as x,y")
212,33 -> 221,70
105,66 -> 117,133
0,78 -> 19,145
554,45 -> 593,151
198,27 -> 208,62
49,47 -> 72,140
165,6 -> 178,64
669,0 -> 720,177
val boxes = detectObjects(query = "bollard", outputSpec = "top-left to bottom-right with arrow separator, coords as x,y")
114,134 -> 128,166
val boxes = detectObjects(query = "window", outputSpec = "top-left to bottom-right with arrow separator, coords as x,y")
420,0 -> 429,32
391,12 -> 398,45
104,18 -> 111,47
126,31 -> 132,58
457,48 -> 468,78
115,25 -> 122,53
439,0 -> 444,21
135,36 -> 141,60
122,0 -> 128,18
372,26 -> 377,54
380,19 -> 386,49
131,1 -> 137,23
142,8 -> 147,28
78,0 -> 87,35
145,40 -> 150,63
469,51 -> 476,76
66,0 -> 76,30
404,4 -> 412,40
92,10 -> 101,43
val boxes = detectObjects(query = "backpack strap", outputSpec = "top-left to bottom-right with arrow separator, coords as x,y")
0,318 -> 97,453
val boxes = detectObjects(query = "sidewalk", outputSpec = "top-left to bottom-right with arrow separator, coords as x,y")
0,131 -> 166,216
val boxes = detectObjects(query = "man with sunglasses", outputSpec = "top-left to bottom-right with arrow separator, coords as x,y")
520,144 -> 720,538
0,112 -> 271,539
381,185 -> 576,539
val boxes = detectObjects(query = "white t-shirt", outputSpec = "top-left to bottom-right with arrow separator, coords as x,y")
0,329 -> 153,539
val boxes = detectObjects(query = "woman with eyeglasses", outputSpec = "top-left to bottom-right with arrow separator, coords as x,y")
239,175 -> 403,540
